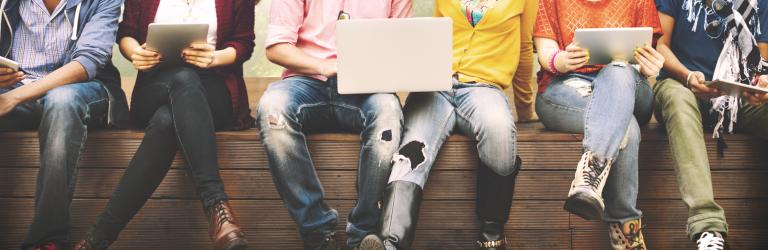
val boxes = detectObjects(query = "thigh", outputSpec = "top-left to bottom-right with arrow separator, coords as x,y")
453,85 -> 516,139
41,81 -> 110,126
535,76 -> 591,133
256,76 -> 332,132
332,92 -> 402,133
737,103 -> 768,140
400,91 -> 456,156
198,71 -> 233,130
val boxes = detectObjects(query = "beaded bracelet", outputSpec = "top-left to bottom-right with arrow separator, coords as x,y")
548,49 -> 564,75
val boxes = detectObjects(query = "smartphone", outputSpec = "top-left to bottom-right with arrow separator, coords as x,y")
0,56 -> 19,72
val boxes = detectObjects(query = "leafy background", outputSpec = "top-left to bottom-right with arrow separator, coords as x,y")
113,0 -> 436,77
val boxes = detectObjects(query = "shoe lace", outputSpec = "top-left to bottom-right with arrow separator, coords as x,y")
697,232 -> 725,250
583,156 -> 607,190
625,223 -> 646,250
35,242 -> 58,250
320,231 -> 336,248
211,201 -> 235,227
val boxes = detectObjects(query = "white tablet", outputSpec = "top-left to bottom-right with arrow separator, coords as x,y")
574,27 -> 653,65
706,79 -> 768,95
146,23 -> 209,65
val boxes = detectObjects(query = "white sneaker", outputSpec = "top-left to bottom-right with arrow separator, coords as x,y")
564,151 -> 612,220
697,232 -> 727,250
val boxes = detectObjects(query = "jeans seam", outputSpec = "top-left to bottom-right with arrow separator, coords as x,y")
539,94 -> 586,113
332,103 -> 367,128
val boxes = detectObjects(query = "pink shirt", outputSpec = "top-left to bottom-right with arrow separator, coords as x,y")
266,0 -> 413,80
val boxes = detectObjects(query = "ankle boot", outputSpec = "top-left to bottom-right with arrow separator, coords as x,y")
371,180 -> 423,250
565,151 -> 613,221
476,157 -> 521,250
206,200 -> 248,250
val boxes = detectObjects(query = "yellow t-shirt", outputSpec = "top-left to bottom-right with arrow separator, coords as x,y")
436,0 -> 537,90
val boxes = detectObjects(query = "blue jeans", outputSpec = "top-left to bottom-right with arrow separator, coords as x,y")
535,63 -> 653,223
256,76 -> 403,247
388,80 -> 519,187
0,81 -> 109,247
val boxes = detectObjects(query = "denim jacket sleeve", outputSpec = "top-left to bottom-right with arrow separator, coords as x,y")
71,0 -> 122,80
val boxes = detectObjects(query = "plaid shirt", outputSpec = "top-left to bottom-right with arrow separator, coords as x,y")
10,0 -> 73,83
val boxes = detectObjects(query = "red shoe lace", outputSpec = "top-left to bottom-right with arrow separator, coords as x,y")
35,242 -> 59,250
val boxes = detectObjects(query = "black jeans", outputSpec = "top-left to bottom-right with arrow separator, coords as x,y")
89,66 -> 232,242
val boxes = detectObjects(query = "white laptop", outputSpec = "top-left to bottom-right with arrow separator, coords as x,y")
336,17 -> 453,94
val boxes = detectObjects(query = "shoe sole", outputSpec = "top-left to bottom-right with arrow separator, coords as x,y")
359,235 -> 385,250
564,192 -> 603,221
220,237 -> 249,250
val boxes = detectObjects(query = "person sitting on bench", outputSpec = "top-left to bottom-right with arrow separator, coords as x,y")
533,0 -> 665,249
0,0 -> 127,249
255,0 -> 411,249
74,0 -> 257,249
653,0 -> 768,249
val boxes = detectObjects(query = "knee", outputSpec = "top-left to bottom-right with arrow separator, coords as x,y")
42,86 -> 88,119
146,106 -> 174,133
619,120 -> 642,151
256,88 -> 301,132
166,67 -> 203,90
364,94 -> 403,125
654,79 -> 699,118
598,63 -> 639,87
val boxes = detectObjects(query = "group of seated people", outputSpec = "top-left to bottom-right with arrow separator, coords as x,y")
0,0 -> 766,250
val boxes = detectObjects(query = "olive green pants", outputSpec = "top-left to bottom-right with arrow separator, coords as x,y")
653,78 -> 768,239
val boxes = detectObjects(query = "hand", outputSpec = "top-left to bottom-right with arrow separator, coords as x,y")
0,67 -> 25,88
131,44 -> 161,71
634,45 -> 665,78
744,75 -> 768,106
0,93 -> 19,117
182,43 -> 216,69
687,71 -> 721,100
555,42 -> 590,73
318,59 -> 337,77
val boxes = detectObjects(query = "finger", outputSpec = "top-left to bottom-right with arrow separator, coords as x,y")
568,51 -> 589,59
183,54 -> 213,62
635,53 -> 656,72
0,73 -> 19,81
567,57 -> 589,67
189,43 -> 212,51
566,44 -> 585,53
0,67 -> 15,74
135,49 -> 158,57
183,49 -> 212,57
186,60 -> 207,68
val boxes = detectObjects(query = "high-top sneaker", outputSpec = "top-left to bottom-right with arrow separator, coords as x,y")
564,151 -> 613,220
206,200 -> 248,250
697,232 -> 728,250
608,219 -> 646,250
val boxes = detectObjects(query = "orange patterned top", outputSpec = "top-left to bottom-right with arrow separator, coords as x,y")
534,0 -> 663,92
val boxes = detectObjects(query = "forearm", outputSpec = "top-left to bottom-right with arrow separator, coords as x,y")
657,43 -> 691,82
266,43 -> 327,76
119,37 -> 142,61
534,38 -> 560,73
212,47 -> 237,68
2,62 -> 88,103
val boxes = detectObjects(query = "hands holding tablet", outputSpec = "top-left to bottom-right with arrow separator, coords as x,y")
554,43 -> 590,73
634,45 -> 665,78
686,71 -> 721,100
131,44 -> 162,71
129,42 -> 234,71
745,75 -> 768,106
182,43 -> 216,69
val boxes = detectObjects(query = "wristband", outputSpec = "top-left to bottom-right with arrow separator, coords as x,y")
548,49 -> 564,75
686,71 -> 697,89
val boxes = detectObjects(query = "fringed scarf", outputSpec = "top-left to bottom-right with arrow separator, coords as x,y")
682,0 -> 768,155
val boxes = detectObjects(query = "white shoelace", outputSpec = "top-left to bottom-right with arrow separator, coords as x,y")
697,232 -> 726,250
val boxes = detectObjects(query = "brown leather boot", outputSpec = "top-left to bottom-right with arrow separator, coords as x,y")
206,200 -> 248,250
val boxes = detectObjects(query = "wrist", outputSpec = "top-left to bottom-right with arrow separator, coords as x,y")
2,90 -> 23,105
549,50 -> 565,75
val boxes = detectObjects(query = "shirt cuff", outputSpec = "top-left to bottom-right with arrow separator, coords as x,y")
73,56 -> 98,80
265,24 -> 299,48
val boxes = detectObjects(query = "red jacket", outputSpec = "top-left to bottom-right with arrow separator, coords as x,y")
119,0 -> 256,130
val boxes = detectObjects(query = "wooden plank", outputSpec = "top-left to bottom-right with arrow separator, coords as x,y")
0,227 -> 573,250
0,198 -> 569,231
1,168 -> 767,200
572,228 -> 768,250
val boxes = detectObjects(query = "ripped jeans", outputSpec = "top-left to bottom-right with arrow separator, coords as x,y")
256,76 -> 403,247
535,63 -> 653,223
388,80 -> 519,188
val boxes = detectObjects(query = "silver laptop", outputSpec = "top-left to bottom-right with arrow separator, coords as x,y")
336,17 -> 453,94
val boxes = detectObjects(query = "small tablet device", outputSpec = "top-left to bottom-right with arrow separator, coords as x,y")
146,23 -> 209,65
706,79 -> 768,95
574,27 -> 653,65
0,55 -> 19,71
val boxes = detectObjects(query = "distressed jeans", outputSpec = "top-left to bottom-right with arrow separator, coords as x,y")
0,82 -> 109,248
535,63 -> 653,223
256,76 -> 403,247
654,78 -> 768,239
388,80 -> 519,188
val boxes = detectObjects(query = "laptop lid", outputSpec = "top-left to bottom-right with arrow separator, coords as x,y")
336,17 -> 453,94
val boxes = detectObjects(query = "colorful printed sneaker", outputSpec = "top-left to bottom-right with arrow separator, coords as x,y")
697,232 -> 728,250
564,151 -> 613,220
608,219 -> 646,250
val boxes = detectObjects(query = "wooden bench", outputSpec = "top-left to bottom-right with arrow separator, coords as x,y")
0,78 -> 766,249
